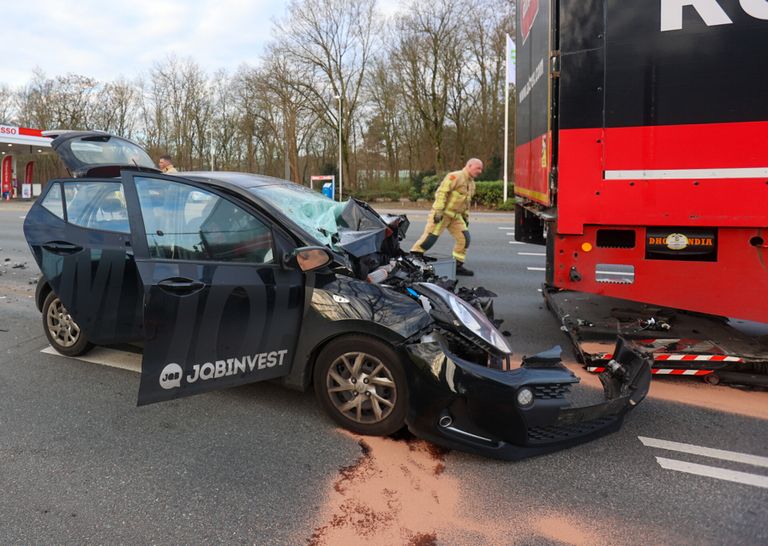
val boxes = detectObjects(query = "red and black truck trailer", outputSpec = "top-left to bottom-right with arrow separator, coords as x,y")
514,0 -> 768,384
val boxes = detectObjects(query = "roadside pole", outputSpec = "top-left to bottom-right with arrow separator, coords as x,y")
503,34 -> 515,203
503,77 -> 509,203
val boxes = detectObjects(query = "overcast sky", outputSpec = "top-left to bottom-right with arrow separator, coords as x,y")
3,0 -> 404,88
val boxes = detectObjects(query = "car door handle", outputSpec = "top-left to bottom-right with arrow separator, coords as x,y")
157,277 -> 206,295
42,241 -> 83,255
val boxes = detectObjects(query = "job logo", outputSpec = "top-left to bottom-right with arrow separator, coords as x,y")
159,363 -> 183,389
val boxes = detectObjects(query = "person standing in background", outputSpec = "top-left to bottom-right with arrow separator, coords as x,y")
410,158 -> 483,276
158,155 -> 178,173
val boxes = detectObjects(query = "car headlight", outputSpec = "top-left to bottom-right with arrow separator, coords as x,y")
419,282 -> 513,354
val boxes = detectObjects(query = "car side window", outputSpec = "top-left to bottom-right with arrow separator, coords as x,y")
41,183 -> 64,219
62,181 -> 130,234
135,177 -> 274,264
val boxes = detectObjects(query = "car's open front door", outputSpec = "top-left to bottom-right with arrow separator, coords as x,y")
123,173 -> 305,405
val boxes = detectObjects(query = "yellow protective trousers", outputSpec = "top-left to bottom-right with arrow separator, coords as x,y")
410,210 -> 471,262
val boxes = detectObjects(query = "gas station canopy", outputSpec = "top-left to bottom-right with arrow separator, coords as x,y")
0,124 -> 53,199
0,124 -> 52,155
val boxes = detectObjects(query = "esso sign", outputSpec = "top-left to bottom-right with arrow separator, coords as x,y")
0,125 -> 18,135
661,0 -> 768,31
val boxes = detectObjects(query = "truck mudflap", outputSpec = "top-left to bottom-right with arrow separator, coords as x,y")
544,286 -> 768,386
402,336 -> 651,460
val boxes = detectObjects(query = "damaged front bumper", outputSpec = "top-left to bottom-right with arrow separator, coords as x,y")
403,337 -> 651,460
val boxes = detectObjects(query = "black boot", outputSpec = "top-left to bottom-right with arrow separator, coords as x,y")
456,261 -> 474,276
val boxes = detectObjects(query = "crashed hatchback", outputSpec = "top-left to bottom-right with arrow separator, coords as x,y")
24,131 -> 650,460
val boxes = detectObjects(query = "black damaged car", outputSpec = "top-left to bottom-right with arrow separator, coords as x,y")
24,131 -> 651,460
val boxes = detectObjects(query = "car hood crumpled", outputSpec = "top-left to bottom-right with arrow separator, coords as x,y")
334,200 -> 392,257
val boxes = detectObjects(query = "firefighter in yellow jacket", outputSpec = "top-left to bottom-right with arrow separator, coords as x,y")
411,158 -> 483,276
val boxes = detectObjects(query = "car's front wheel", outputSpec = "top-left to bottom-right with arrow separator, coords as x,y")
42,291 -> 93,357
313,335 -> 408,436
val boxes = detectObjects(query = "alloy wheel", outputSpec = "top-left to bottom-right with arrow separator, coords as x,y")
325,351 -> 398,424
46,297 -> 82,348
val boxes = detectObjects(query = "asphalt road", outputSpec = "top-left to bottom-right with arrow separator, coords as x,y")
0,201 -> 766,545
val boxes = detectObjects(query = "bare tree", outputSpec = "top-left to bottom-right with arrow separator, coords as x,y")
275,0 -> 377,188
142,57 -> 212,169
392,0 -> 468,171
17,70 -> 98,130
0,85 -> 16,124
461,0 -> 513,173
92,78 -> 140,138
9,0 -> 514,187
366,57 -> 405,180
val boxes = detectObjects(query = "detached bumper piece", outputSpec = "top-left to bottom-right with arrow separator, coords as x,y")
404,337 -> 651,460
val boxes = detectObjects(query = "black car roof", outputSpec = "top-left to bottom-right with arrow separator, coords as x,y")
181,171 -> 293,190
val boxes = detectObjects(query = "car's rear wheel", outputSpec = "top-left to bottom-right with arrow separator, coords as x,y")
313,335 -> 408,436
42,291 -> 93,357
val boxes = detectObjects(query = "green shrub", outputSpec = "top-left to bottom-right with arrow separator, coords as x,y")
496,198 -> 517,211
352,174 -> 514,209
349,176 -> 412,202
411,176 -> 514,208
409,169 -> 436,200
420,174 -> 442,200
474,181 -> 504,207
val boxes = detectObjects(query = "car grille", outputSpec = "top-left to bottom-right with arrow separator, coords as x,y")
527,416 -> 616,444
532,383 -> 571,399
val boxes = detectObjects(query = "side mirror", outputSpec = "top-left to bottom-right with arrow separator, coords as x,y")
284,246 -> 333,272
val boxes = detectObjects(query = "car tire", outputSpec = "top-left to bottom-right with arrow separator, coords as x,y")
42,291 -> 93,357
313,335 -> 408,436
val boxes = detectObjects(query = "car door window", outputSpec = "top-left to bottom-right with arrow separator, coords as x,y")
41,183 -> 64,219
135,176 -> 274,264
62,181 -> 130,233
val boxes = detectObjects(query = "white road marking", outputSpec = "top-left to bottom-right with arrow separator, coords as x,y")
509,241 -> 525,245
527,267 -> 546,271
497,226 -> 515,230
518,252 -> 545,256
506,232 -> 515,236
639,436 -> 768,469
19,216 -> 26,219
537,288 -> 542,292
655,457 -> 768,489
42,346 -> 141,373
